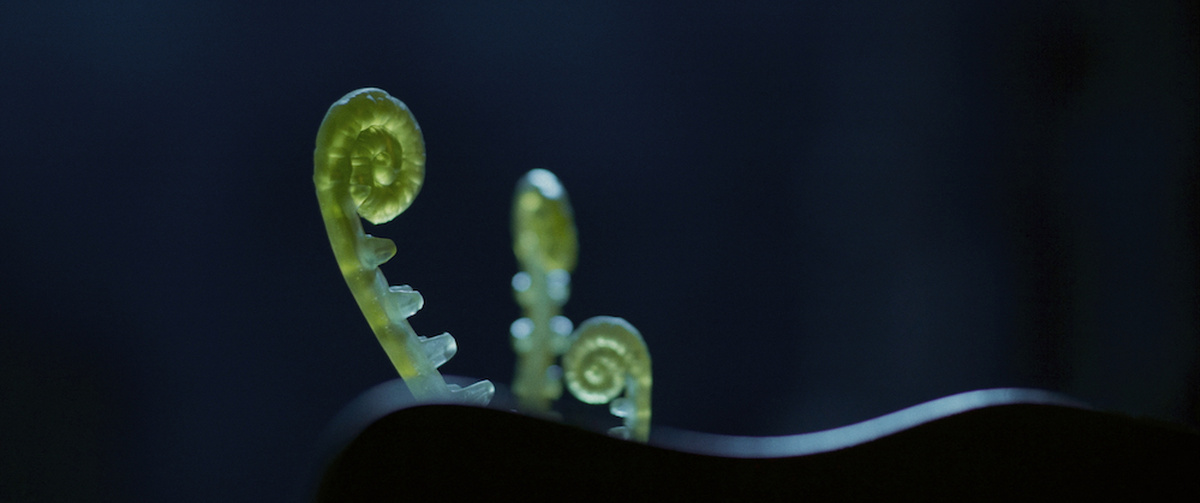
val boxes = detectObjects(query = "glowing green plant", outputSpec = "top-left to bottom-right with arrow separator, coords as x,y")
314,89 -> 650,440
509,169 -> 579,413
562,316 -> 653,441
314,88 -> 493,405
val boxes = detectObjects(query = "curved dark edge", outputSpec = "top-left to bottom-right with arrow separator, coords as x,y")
314,395 -> 1200,501
311,376 -> 518,472
651,387 -> 1091,457
315,378 -> 1090,461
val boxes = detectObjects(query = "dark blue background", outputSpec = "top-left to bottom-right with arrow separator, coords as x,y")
1,1 -> 1196,501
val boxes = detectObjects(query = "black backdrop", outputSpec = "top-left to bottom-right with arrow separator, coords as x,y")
1,1 -> 1196,501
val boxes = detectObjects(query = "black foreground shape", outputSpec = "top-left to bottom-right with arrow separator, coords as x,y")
314,400 -> 1199,501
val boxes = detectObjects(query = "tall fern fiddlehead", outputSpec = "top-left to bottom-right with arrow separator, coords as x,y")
510,169 -> 579,412
314,88 -> 493,405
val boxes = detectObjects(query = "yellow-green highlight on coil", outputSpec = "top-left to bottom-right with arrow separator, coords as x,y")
510,169 -> 580,413
563,316 -> 652,442
314,87 -> 493,405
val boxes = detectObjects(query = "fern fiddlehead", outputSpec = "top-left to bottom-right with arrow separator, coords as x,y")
315,88 -> 492,405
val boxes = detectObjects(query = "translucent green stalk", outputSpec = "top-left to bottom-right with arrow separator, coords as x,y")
314,88 -> 492,405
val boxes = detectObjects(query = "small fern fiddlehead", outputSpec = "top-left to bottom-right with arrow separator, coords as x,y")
314,88 -> 492,404
563,316 -> 652,442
